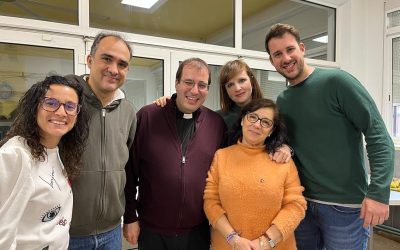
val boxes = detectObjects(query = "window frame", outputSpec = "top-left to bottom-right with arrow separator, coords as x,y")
0,0 -> 343,110
383,5 -> 400,146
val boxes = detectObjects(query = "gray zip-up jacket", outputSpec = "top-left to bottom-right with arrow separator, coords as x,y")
66,74 -> 137,236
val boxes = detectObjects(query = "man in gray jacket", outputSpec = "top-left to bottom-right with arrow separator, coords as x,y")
66,32 -> 136,250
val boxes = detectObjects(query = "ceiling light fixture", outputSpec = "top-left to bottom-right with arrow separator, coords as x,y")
312,35 -> 328,44
121,0 -> 160,9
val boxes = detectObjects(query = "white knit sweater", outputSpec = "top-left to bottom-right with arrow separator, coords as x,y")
0,136 -> 72,250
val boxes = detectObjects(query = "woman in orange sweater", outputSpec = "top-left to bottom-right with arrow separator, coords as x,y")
204,98 -> 306,250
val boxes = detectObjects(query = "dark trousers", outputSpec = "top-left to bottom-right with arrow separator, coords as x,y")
138,223 -> 210,250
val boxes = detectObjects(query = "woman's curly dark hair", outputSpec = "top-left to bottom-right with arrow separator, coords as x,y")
0,75 -> 89,179
238,98 -> 288,154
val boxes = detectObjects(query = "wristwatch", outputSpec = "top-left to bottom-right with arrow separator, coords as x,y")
264,233 -> 276,248
268,238 -> 276,248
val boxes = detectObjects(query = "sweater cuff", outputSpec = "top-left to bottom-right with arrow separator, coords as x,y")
123,214 -> 138,224
367,180 -> 392,204
271,221 -> 288,241
123,204 -> 138,224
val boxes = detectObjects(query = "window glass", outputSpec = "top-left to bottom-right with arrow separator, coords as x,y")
242,0 -> 335,61
0,0 -> 78,25
204,65 -> 286,111
122,57 -> 164,110
0,43 -> 74,139
258,70 -> 287,101
388,10 -> 400,29
205,65 -> 221,111
90,0 -> 234,47
392,37 -> 400,137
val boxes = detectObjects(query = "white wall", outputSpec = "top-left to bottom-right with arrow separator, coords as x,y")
337,0 -> 385,111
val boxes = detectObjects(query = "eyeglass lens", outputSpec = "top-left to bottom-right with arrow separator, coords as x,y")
182,80 -> 209,90
247,113 -> 273,128
42,97 -> 80,115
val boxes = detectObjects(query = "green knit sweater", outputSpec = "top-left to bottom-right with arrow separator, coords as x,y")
277,68 -> 394,204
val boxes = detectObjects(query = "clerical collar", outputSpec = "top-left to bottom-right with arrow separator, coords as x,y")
176,109 -> 194,119
172,93 -> 198,119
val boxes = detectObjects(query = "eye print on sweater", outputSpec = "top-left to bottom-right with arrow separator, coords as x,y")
41,205 -> 61,222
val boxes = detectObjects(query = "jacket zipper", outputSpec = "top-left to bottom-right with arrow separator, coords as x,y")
175,116 -> 197,231
176,130 -> 196,230
97,108 -> 107,231
176,147 -> 186,231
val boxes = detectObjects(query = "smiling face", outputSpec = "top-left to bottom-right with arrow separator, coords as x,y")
37,84 -> 79,148
175,63 -> 209,113
241,107 -> 274,147
225,70 -> 253,107
87,36 -> 131,101
268,32 -> 307,85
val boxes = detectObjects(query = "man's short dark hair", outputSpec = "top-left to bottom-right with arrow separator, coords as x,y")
175,58 -> 211,84
90,32 -> 132,58
265,23 -> 301,55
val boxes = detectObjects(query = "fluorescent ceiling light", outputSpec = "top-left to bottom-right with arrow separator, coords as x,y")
312,35 -> 328,44
121,0 -> 159,9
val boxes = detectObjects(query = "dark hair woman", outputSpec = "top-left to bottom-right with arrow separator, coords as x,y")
204,98 -> 306,250
0,75 -> 89,249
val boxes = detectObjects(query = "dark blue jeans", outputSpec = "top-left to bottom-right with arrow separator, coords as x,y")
295,201 -> 370,250
68,225 -> 122,250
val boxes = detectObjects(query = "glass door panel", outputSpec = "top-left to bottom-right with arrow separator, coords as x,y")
123,57 -> 164,110
0,0 -> 78,25
392,37 -> 400,138
0,28 -> 85,140
0,43 -> 74,139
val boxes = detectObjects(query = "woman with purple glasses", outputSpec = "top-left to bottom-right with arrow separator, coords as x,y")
0,75 -> 89,249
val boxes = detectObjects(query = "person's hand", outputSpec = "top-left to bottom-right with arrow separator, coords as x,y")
123,221 -> 140,245
153,96 -> 171,107
230,236 -> 258,250
360,197 -> 389,228
269,144 -> 292,163
251,238 -> 267,250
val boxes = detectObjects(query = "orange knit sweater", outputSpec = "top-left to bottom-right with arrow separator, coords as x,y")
204,142 -> 306,250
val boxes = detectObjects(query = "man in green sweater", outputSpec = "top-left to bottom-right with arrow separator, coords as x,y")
264,23 -> 394,250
